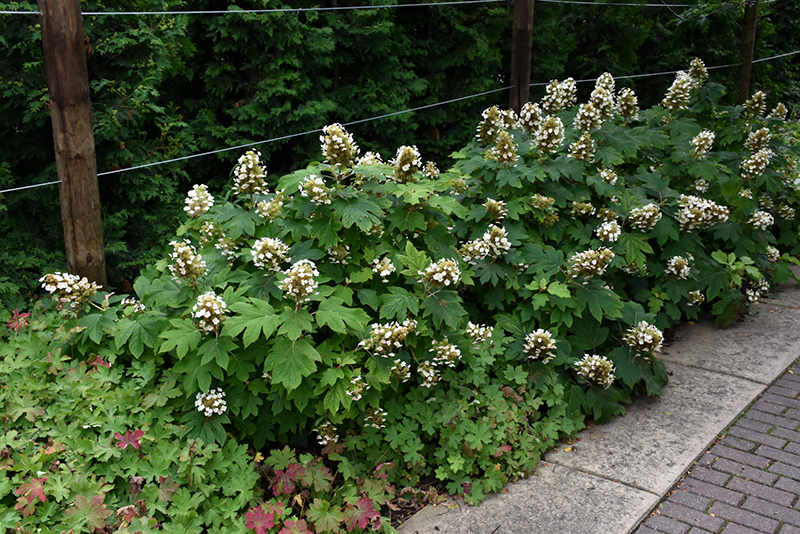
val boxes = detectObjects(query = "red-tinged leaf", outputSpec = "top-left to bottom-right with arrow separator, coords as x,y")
493,444 -> 512,457
114,429 -> 145,450
279,519 -> 313,534
263,499 -> 286,518
14,476 -> 47,516
300,461 -> 334,493
344,497 -> 380,532
322,442 -> 343,456
89,355 -> 111,368
374,462 -> 394,481
245,505 -> 274,534
65,494 -> 110,530
271,463 -> 305,497
158,476 -> 179,502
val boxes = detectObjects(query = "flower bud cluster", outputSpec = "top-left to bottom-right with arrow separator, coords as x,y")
390,360 -> 411,382
484,198 -> 508,221
466,322 -> 493,347
616,88 -> 639,120
569,248 -> 614,279
121,297 -> 146,313
320,123 -> 360,168
358,151 -> 384,166
359,319 -> 417,356
622,263 -> 649,277
691,130 -> 715,160
742,148 -> 774,179
531,194 -> 556,210
623,321 -> 663,356
251,237 -> 289,271
40,272 -> 100,307
768,103 -> 788,121
746,128 -> 771,153
569,132 -> 596,162
541,79 -> 574,114
627,203 -> 662,231
256,190 -> 285,222
450,177 -> 468,194
168,241 -> 207,282
327,244 -> 350,265
184,184 -> 215,217
746,277 -> 770,303
199,221 -> 219,246
590,86 -> 614,121
418,361 -> 439,388
459,240 -> 491,264
687,290 -> 705,306
372,256 -> 396,282
675,194 -> 730,231
739,188 -> 753,199
316,421 -> 338,446
688,58 -> 708,85
459,226 -> 511,264
195,388 -> 226,417
575,354 -> 615,389
759,195 -> 774,210
215,236 -> 240,259
347,374 -> 369,402
299,175 -> 331,205
233,150 -> 267,197
599,168 -> 618,185
574,103 -> 603,132
693,179 -> 709,193
419,258 -> 460,288
365,406 -> 387,429
661,72 -> 694,111
765,246 -> 780,263
430,338 -> 461,368
486,131 -> 519,167
778,205 -> 795,220
424,161 -> 440,179
523,329 -> 557,363
192,291 -> 228,333
596,72 -> 615,93
748,210 -> 774,230
519,102 -> 543,134
535,116 -> 565,153
279,259 -> 319,303
571,199 -> 596,218
666,256 -> 691,279
745,91 -> 767,117
596,221 -> 622,242
598,208 -> 619,222
392,145 -> 423,183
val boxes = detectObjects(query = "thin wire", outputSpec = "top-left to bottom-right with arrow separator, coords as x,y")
0,10 -> 40,14
82,0 -> 505,16
97,85 -> 512,177
537,0 -> 691,6
0,180 -> 61,195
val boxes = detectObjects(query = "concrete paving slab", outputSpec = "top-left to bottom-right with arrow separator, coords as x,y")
397,463 -> 657,534
659,303 -> 800,384
544,361 -> 765,495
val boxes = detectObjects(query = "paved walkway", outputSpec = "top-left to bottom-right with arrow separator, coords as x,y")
399,277 -> 800,534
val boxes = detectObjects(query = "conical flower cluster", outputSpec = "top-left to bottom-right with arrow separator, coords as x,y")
320,123 -> 360,168
575,354 -> 615,389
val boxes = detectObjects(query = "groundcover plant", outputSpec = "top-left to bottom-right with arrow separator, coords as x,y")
2,60 -> 800,532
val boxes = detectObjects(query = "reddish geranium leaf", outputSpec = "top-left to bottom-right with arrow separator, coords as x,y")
492,444 -> 512,457
244,505 -> 274,534
343,497 -> 380,532
65,494 -> 110,530
6,309 -> 31,333
14,476 -> 47,517
89,355 -> 111,368
263,499 -> 286,518
158,476 -> 179,502
300,461 -> 334,493
271,462 -> 305,496
114,429 -> 145,450
279,518 -> 313,534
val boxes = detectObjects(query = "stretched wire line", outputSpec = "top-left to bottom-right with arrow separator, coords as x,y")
537,0 -> 692,6
0,10 -> 40,14
0,180 -> 61,195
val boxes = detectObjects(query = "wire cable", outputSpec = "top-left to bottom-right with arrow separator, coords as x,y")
0,180 -> 61,195
536,0 -> 691,6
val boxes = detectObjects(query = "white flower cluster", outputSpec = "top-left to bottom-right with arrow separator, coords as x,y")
418,361 -> 439,388
392,145 -> 423,183
430,338 -> 462,368
419,258 -> 460,288
596,220 -> 622,242
184,184 -> 215,217
627,203 -> 662,231
251,237 -> 289,271
121,297 -> 146,313
590,86 -> 614,122
358,151 -> 384,166
693,179 -> 709,193
541,79 -> 573,114
768,103 -> 788,121
466,322 -> 493,347
759,195 -> 774,210
279,259 -> 320,303
168,241 -> 207,282
575,354 -> 615,389
623,321 -> 663,356
486,131 -> 519,167
745,91 -> 767,116
741,148 -> 774,179
535,116 -> 565,153
389,360 -> 411,382
745,127 -> 771,153
365,406 -> 387,429
687,290 -> 705,306
689,58 -> 708,85
347,374 -> 369,402
675,194 -> 730,231
661,71 -> 694,111
476,106 -> 516,145
666,256 -> 692,279
320,123 -> 360,168
299,175 -> 331,205
519,102 -> 543,134
316,421 -> 338,446
596,72 -> 615,93
327,244 -> 351,265
747,278 -> 770,303
459,240 -> 491,264
569,248 -> 615,279
748,210 -> 774,230
372,256 -> 396,282
215,236 -> 240,259
691,130 -> 715,160
739,188 -> 753,199
531,194 -> 556,210
778,205 -> 796,220
569,132 -> 596,162
598,208 -> 619,222
199,220 -> 218,246
195,388 -> 226,417
359,319 -> 417,356
574,103 -> 603,132
616,87 -> 639,121
40,272 -> 100,307
484,198 -> 508,221
523,329 -> 557,363
765,245 -> 781,263
233,150 -> 267,197
192,291 -> 228,333
255,190 -> 285,222
600,168 -> 618,185
459,226 -> 511,264
571,200 -> 596,218
424,161 -> 440,179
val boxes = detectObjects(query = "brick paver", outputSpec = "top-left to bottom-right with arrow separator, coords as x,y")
635,364 -> 800,534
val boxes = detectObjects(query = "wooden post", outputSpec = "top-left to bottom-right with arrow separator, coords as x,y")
38,0 -> 106,287
509,0 -> 534,113
737,0 -> 759,104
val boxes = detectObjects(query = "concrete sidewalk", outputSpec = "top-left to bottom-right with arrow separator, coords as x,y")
398,280 -> 800,534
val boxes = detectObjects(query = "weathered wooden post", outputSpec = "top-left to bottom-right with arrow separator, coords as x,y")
737,0 -> 759,104
509,0 -> 534,114
38,0 -> 107,287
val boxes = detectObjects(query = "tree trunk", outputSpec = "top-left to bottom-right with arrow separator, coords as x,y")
38,0 -> 107,287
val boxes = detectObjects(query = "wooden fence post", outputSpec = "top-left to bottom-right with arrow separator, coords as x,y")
737,0 -> 759,104
38,0 -> 107,287
509,0 -> 534,114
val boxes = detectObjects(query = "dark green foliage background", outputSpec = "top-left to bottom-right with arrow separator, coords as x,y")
0,0 -> 798,307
